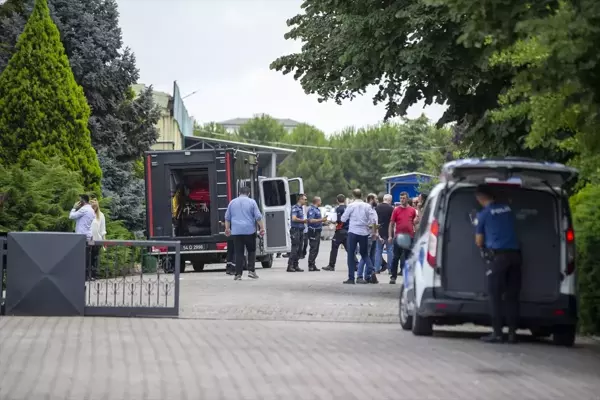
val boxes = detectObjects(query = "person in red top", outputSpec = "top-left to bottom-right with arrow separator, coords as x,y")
387,191 -> 417,284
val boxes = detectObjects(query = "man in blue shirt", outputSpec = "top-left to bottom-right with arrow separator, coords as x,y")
288,194 -> 307,272
225,186 -> 265,280
307,196 -> 327,271
475,184 -> 522,344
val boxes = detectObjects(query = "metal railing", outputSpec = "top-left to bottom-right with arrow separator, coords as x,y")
84,239 -> 181,317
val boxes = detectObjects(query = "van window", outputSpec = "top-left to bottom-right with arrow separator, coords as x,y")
416,199 -> 433,238
262,180 -> 286,207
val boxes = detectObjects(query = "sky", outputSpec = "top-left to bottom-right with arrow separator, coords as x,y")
116,0 -> 446,135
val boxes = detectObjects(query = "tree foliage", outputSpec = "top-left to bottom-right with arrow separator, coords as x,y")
0,0 -> 160,232
0,0 -> 101,192
0,158 -> 83,232
203,114 -> 453,204
570,184 -> 600,334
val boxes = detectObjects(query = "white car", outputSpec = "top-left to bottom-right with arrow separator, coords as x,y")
399,158 -> 578,346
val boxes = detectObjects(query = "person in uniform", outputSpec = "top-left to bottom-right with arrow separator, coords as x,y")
306,196 -> 327,271
474,184 -> 521,344
288,194 -> 308,272
299,204 -> 309,259
323,194 -> 354,271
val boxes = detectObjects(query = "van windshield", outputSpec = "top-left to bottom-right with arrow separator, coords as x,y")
442,185 -> 561,303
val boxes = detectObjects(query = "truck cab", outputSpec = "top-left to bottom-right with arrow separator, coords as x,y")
144,148 -> 302,272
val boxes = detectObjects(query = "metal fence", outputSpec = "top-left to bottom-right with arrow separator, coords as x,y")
84,240 -> 180,317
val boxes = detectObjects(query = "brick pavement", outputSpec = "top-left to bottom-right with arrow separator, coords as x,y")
2,241 -> 600,399
0,316 -> 599,400
179,240 -> 400,323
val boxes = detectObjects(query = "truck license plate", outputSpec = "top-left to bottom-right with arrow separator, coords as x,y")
182,244 -> 206,251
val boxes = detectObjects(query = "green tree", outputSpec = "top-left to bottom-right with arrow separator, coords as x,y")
194,121 -> 234,140
237,114 -> 287,144
570,184 -> 600,334
0,0 -> 101,192
270,0 -> 572,163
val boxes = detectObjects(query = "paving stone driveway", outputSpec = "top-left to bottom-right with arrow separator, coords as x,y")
179,240 -> 400,322
0,317 -> 599,400
1,241 -> 599,399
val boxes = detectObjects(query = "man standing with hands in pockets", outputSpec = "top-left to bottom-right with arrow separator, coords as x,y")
224,186 -> 265,281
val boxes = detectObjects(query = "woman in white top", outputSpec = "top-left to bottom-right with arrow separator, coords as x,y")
89,199 -> 107,279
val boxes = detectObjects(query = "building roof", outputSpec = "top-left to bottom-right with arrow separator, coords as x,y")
381,172 -> 435,181
185,136 -> 296,155
218,117 -> 302,127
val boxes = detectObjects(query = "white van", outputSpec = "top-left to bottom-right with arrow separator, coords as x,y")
399,158 -> 578,346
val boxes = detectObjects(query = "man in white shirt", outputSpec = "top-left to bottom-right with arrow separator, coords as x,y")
69,194 -> 95,240
341,189 -> 378,284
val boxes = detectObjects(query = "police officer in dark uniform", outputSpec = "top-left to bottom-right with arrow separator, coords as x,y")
307,196 -> 327,271
474,184 -> 522,344
324,194 -> 356,271
288,194 -> 308,272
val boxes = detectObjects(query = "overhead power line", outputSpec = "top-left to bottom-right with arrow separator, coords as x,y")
193,130 -> 448,152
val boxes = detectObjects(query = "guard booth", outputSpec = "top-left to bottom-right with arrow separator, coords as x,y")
183,136 -> 295,177
381,172 -> 434,202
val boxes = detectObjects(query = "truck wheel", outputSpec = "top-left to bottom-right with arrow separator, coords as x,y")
552,325 -> 576,347
399,284 -> 413,330
192,262 -> 205,272
261,255 -> 273,269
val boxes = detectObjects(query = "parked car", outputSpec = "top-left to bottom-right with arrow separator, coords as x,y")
399,158 -> 578,346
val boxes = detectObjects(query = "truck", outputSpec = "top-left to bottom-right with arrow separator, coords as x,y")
143,147 -> 303,272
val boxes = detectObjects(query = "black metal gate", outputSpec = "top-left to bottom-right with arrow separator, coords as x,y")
0,236 -> 6,315
84,239 -> 180,317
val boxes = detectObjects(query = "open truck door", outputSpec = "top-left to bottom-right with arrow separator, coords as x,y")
259,177 -> 292,253
287,177 -> 304,204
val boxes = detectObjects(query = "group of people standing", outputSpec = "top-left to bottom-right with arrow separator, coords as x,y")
322,189 -> 426,284
223,184 -> 426,284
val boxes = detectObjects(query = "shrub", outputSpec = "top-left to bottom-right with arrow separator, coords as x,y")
0,158 -> 84,232
570,184 -> 600,334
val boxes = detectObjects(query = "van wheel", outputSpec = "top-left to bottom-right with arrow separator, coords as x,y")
399,284 -> 413,330
412,312 -> 433,336
552,325 -> 576,347
192,262 -> 205,272
261,255 -> 273,269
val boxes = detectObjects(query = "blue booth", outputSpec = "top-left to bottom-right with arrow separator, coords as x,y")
382,172 -> 434,203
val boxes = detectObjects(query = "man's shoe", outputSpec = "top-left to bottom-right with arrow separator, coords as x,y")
234,275 -> 242,281
286,267 -> 295,272
308,266 -> 320,271
356,278 -> 368,284
481,333 -> 503,343
294,266 -> 304,272
389,277 -> 397,284
248,271 -> 259,279
322,265 -> 335,271
370,273 -> 379,284
343,279 -> 355,284
379,265 -> 387,274
282,253 -> 290,258
507,332 -> 518,344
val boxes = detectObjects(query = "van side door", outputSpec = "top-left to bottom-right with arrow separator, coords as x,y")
258,177 -> 292,253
